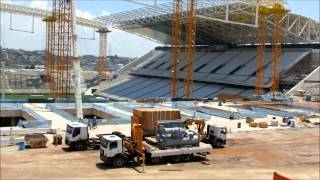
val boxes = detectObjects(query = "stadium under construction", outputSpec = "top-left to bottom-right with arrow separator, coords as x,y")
0,1 -> 320,179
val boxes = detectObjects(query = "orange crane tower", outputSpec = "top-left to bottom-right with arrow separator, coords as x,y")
44,0 -> 73,98
255,5 -> 269,96
97,28 -> 111,79
170,0 -> 182,98
270,3 -> 288,95
43,16 -> 54,82
184,0 -> 197,98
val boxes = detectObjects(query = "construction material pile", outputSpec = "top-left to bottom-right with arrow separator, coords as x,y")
132,107 -> 180,136
25,134 -> 48,148
156,120 -> 200,149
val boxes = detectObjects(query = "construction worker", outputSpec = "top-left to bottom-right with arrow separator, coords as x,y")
93,116 -> 97,129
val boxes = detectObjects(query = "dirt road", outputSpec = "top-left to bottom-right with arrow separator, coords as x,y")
1,127 -> 319,180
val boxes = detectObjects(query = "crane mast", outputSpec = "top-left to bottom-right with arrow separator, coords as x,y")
270,3 -> 287,96
184,0 -> 197,98
170,0 -> 182,98
256,5 -> 268,96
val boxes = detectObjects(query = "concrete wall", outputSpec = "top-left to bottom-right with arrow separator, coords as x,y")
287,66 -> 320,96
0,110 -> 36,127
63,108 -> 116,119
0,110 -> 21,117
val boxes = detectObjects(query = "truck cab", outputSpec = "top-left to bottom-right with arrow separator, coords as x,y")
206,125 -> 227,148
65,122 -> 89,150
100,135 -> 127,167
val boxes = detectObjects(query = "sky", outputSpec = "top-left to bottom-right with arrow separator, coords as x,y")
0,0 -> 319,58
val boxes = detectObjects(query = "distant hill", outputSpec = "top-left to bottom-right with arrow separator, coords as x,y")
0,48 -> 134,71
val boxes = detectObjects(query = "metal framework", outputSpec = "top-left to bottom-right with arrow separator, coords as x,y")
170,0 -> 182,98
43,16 -> 53,82
255,5 -> 267,96
184,0 -> 197,97
47,0 -> 73,97
97,0 -> 319,45
270,3 -> 288,95
0,2 -> 106,29
97,28 -> 111,78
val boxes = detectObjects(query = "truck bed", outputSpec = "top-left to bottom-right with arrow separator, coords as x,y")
142,141 -> 211,157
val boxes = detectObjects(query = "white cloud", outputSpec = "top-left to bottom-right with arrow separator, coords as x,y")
1,0 -> 13,4
101,10 -> 110,16
76,9 -> 95,20
29,0 -> 49,10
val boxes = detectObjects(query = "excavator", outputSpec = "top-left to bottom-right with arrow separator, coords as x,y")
183,118 -> 227,148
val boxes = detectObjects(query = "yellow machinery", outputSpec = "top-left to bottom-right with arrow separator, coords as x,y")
184,118 -> 206,139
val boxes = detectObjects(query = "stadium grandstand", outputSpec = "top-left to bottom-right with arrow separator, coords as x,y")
96,0 -> 320,101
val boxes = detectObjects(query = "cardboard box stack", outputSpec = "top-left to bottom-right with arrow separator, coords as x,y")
132,107 -> 181,136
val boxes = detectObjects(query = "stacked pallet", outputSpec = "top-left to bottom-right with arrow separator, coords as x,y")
132,107 -> 181,136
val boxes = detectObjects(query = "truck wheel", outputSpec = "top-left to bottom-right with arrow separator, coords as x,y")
113,157 -> 125,168
151,157 -> 162,164
171,155 -> 182,163
75,141 -> 86,150
215,141 -> 221,148
183,154 -> 191,161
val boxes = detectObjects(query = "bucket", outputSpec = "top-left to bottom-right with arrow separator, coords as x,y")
305,95 -> 312,102
18,141 -> 25,151
283,117 -> 289,123
171,102 -> 177,108
237,122 -> 241,128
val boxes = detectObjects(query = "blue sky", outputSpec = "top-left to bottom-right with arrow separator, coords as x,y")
1,0 -> 319,58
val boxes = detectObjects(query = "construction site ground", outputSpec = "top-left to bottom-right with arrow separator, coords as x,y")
1,127 -> 319,180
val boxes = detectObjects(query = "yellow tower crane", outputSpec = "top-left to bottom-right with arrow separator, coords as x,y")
170,0 -> 182,98
184,0 -> 197,98
270,3 -> 288,96
256,5 -> 270,96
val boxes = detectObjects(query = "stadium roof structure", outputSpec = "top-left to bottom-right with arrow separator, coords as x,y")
97,0 -> 320,45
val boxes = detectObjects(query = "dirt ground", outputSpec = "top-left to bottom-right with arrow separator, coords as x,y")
1,127 -> 319,180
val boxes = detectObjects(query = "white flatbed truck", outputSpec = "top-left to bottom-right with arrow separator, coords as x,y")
99,134 -> 211,167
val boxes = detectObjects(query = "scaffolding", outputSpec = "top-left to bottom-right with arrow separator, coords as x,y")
270,3 -> 288,95
170,0 -> 182,98
45,0 -> 73,98
255,5 -> 268,96
184,0 -> 197,98
97,28 -> 111,79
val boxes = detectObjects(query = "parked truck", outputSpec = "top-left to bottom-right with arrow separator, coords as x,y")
184,118 -> 227,148
65,122 -> 100,150
99,120 -> 212,167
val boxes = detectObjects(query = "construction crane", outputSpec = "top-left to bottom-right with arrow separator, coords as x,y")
256,1 -> 288,96
184,0 -> 197,98
45,0 -> 73,98
42,16 -> 54,83
43,0 -> 83,119
270,2 -> 288,96
97,28 -> 111,79
170,0 -> 182,98
255,4 -> 269,96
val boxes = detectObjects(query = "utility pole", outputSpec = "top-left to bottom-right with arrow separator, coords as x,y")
71,0 -> 83,119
